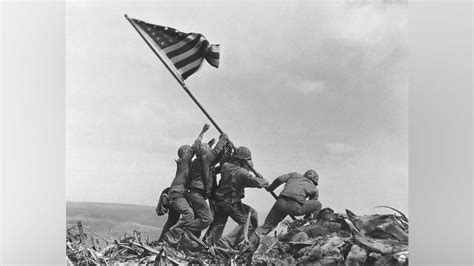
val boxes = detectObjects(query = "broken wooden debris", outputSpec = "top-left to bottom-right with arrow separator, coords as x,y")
66,206 -> 408,265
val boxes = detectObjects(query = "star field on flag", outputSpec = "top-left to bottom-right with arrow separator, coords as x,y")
129,17 -> 220,80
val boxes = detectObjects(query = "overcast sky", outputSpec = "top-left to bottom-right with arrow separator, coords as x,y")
66,1 -> 408,216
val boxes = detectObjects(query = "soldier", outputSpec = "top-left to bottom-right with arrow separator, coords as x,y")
186,131 -> 228,236
156,187 -> 173,242
157,139 -> 217,242
256,170 -> 322,235
161,124 -> 210,244
205,146 -> 269,248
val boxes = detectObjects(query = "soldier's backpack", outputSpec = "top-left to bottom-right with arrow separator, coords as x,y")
155,187 -> 171,216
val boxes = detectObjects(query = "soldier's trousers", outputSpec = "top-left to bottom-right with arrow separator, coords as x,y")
163,192 -> 194,244
204,200 -> 258,247
187,190 -> 213,235
158,208 -> 180,241
257,196 -> 322,235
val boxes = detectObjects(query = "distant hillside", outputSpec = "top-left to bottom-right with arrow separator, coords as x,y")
67,201 -> 166,241
67,201 -> 241,243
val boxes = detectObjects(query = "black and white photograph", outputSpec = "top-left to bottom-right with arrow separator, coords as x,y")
64,1 -> 409,264
4,1 -> 474,265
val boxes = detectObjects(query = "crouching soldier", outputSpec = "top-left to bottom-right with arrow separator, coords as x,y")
206,146 -> 269,248
256,170 -> 322,235
161,124 -> 210,244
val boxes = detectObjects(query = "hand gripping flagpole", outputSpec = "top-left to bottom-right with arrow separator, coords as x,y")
125,15 -> 293,219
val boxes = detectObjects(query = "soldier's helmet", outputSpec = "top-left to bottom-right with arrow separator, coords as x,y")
177,145 -> 192,158
234,146 -> 252,160
304,169 -> 319,186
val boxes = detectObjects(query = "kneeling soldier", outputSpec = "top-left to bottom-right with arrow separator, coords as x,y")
256,170 -> 322,235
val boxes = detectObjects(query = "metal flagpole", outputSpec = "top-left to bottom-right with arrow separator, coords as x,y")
125,14 -> 224,133
124,15 -> 183,86
125,15 -> 293,219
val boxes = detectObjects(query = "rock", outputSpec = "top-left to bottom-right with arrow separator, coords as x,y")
372,220 -> 409,244
319,253 -> 345,265
290,231 -> 309,242
300,235 -> 346,263
315,207 -> 335,221
296,223 -> 338,238
393,251 -> 409,265
308,244 -> 323,259
345,244 -> 367,265
355,236 -> 408,255
346,208 -> 408,243
319,235 -> 346,255
373,255 -> 399,266
270,221 -> 290,237
366,252 -> 382,264
319,221 -> 343,231
67,207 -> 409,265
252,235 -> 278,261
295,246 -> 312,258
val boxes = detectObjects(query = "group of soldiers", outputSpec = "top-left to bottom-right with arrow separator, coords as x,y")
155,124 -> 322,250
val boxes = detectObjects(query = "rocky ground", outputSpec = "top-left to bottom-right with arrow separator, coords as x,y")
66,206 -> 408,265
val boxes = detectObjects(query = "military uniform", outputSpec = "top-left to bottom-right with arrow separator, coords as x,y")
205,161 -> 269,247
161,139 -> 202,243
186,134 -> 227,235
257,171 -> 322,235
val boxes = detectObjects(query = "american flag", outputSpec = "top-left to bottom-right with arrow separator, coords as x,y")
129,17 -> 220,80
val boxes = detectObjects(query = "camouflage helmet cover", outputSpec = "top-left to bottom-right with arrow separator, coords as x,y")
304,169 -> 319,185
234,146 -> 252,160
177,145 -> 192,158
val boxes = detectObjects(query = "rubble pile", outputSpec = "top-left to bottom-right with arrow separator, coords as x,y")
66,206 -> 408,265
251,207 -> 408,265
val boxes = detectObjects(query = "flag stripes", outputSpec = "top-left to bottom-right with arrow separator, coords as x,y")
129,17 -> 220,80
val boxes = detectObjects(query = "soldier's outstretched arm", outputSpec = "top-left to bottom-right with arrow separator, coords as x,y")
192,123 -> 210,151
207,138 -> 216,148
243,171 -> 269,188
266,173 -> 294,191
211,133 -> 228,156
197,123 -> 210,142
